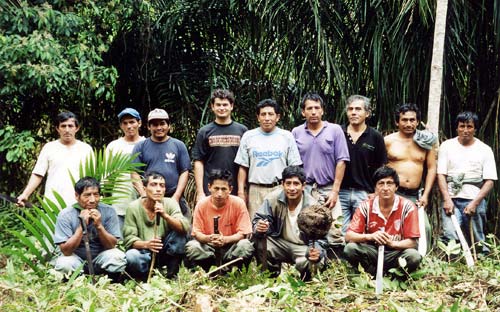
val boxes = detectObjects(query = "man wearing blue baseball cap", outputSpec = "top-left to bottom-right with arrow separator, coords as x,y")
106,108 -> 145,231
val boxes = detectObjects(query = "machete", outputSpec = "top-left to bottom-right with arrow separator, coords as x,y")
79,216 -> 96,284
0,193 -> 34,208
375,227 -> 385,295
417,189 -> 427,256
450,214 -> 474,267
213,216 -> 222,267
256,219 -> 268,271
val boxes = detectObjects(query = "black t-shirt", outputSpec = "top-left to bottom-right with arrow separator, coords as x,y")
191,121 -> 248,194
341,125 -> 387,192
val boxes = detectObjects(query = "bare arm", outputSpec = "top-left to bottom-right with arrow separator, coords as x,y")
131,238 -> 163,253
237,166 -> 248,201
325,160 -> 346,208
420,147 -> 437,209
194,230 -> 244,247
17,173 -> 44,206
346,230 -> 417,250
437,173 -> 454,215
193,160 -> 206,203
96,225 -> 118,249
157,200 -> 186,234
59,226 -> 84,256
132,172 -> 145,197
464,180 -> 494,215
172,170 -> 189,202
88,209 -> 117,249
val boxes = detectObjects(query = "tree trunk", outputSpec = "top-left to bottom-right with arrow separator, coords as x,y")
426,0 -> 449,134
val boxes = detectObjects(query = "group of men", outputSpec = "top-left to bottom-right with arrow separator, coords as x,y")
15,89 -> 497,281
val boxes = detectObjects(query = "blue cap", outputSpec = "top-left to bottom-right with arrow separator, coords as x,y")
117,108 -> 141,121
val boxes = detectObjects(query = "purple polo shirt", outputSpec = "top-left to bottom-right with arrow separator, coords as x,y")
292,121 -> 350,185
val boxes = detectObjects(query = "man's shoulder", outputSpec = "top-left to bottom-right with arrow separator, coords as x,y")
324,121 -> 343,131
366,126 -> 384,137
241,128 -> 262,140
291,123 -> 306,134
229,120 -> 248,131
265,187 -> 285,203
75,140 -> 93,150
384,131 -> 398,141
57,206 -> 78,220
274,127 -> 295,140
228,195 -> 246,207
97,202 -> 116,213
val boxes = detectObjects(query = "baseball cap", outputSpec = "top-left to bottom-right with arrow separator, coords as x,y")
117,108 -> 141,121
148,108 -> 169,121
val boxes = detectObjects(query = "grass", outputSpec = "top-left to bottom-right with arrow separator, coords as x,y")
1,245 -> 500,312
0,200 -> 499,311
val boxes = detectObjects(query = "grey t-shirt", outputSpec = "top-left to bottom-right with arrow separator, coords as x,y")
53,203 -> 121,259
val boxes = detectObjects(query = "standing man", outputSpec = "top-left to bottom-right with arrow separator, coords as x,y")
192,89 -> 247,204
253,166 -> 325,280
106,108 -> 145,230
292,92 -> 350,212
131,109 -> 192,220
185,169 -> 254,272
344,166 -> 421,276
52,177 -> 126,276
437,112 -> 497,256
385,103 -> 436,253
123,171 -> 189,279
339,95 -> 387,234
17,111 -> 93,207
385,103 -> 436,208
235,99 -> 302,218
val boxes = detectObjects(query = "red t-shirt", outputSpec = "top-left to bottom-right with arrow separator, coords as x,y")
192,195 -> 252,236
348,195 -> 420,241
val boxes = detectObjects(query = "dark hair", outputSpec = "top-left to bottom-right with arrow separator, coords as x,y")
256,99 -> 280,115
300,92 -> 324,109
281,166 -> 306,184
75,177 -> 100,195
346,95 -> 371,114
142,171 -> 166,187
394,103 -> 420,122
56,111 -> 79,127
372,166 -> 400,187
210,89 -> 235,105
455,111 -> 479,129
207,169 -> 233,185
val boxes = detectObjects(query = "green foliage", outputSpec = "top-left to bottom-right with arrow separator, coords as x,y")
3,249 -> 499,311
72,149 -> 143,205
0,126 -> 36,163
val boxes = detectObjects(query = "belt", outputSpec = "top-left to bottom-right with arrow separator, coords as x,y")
307,181 -> 332,188
397,186 -> 419,197
250,182 -> 281,188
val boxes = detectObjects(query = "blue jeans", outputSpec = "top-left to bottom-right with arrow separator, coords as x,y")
53,248 -> 126,274
441,198 -> 489,254
339,188 -> 368,235
125,231 -> 187,278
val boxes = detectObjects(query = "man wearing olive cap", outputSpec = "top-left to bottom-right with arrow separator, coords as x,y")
131,109 -> 192,221
106,108 -> 145,231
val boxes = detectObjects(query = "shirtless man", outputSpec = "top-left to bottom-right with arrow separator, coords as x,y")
384,103 -> 436,207
385,103 -> 436,253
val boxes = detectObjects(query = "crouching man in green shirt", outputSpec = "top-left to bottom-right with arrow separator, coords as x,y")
123,171 -> 189,279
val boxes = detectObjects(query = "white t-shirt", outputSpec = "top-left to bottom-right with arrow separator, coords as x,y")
32,140 -> 93,206
437,137 -> 497,199
282,198 -> 304,244
105,136 -> 145,216
234,127 -> 302,184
